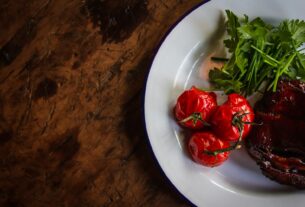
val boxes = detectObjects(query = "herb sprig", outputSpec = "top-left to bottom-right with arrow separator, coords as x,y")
209,10 -> 305,96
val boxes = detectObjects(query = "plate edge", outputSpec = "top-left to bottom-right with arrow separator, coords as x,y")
142,1 -> 211,206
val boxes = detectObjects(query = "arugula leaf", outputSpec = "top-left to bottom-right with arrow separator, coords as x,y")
209,10 -> 305,96
224,10 -> 240,52
293,52 -> 305,80
209,68 -> 243,94
278,20 -> 305,47
235,40 -> 250,73
225,10 -> 240,40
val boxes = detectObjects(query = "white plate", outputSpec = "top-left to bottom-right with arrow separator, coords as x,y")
144,0 -> 305,206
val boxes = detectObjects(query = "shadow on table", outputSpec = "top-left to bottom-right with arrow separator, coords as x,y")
122,54 -> 191,206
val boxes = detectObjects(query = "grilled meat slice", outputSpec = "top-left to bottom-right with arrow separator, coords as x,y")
246,80 -> 305,188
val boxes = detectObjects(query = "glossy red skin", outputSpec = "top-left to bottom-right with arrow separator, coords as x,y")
188,131 -> 230,167
174,86 -> 217,129
211,93 -> 254,141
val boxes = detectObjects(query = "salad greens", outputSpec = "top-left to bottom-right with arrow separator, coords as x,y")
209,10 -> 305,96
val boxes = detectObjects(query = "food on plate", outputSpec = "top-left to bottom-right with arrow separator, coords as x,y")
188,131 -> 230,167
254,79 -> 305,118
174,88 -> 255,167
174,86 -> 217,129
209,10 -> 305,96
174,10 -> 305,178
211,93 -> 254,142
246,80 -> 305,188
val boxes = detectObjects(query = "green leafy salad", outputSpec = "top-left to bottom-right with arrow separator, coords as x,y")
209,10 -> 305,96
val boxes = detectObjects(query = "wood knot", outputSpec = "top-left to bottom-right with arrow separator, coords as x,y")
34,78 -> 58,100
84,0 -> 148,43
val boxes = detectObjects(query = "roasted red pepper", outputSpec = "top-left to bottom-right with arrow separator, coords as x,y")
174,86 -> 217,129
211,93 -> 255,142
188,131 -> 230,167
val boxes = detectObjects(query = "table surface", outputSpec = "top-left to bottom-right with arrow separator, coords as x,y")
0,0 -> 205,206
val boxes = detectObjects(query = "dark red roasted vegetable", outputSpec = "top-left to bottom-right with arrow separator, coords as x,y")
188,131 -> 230,167
211,93 -> 254,142
174,86 -> 217,129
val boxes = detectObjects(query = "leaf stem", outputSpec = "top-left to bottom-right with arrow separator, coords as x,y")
203,112 -> 251,156
251,45 -> 280,65
179,112 -> 211,127
211,57 -> 229,62
272,52 -> 297,91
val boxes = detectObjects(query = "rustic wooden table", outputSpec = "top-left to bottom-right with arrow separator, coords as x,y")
0,0 -> 205,206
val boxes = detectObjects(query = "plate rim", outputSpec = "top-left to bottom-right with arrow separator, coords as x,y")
143,0 -> 305,206
142,1 -> 211,206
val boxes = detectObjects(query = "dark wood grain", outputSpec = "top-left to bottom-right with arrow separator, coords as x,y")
0,0 -> 204,206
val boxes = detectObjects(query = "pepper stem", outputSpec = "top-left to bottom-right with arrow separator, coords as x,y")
179,112 -> 211,127
204,123 -> 244,156
203,111 -> 253,156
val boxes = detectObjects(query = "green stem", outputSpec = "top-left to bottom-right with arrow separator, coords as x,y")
204,123 -> 244,156
272,52 -> 296,91
211,57 -> 229,62
251,45 -> 280,65
203,112 -> 248,156
179,112 -> 211,127
294,44 -> 305,70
